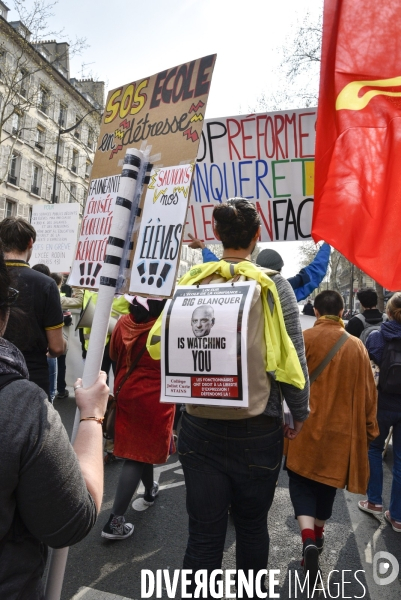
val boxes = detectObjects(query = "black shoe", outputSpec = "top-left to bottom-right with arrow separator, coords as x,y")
303,538 -> 320,597
101,514 -> 134,540
316,533 -> 324,554
56,390 -> 69,400
143,481 -> 159,506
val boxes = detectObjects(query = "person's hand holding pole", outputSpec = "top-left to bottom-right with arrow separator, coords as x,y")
73,372 -> 109,512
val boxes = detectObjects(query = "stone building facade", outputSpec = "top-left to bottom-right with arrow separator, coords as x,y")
0,2 -> 103,222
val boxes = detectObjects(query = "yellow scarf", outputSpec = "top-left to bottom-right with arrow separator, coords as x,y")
147,260 -> 305,390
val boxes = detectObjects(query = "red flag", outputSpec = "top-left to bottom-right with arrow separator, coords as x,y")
313,0 -> 401,291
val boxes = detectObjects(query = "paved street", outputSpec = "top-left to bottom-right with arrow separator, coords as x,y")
54,393 -> 401,600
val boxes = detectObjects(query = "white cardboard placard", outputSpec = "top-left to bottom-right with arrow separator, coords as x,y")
161,281 -> 256,407
29,203 -> 80,272
129,164 -> 192,297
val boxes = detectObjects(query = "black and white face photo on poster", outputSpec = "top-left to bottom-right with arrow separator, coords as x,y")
166,286 -> 245,377
191,305 -> 215,338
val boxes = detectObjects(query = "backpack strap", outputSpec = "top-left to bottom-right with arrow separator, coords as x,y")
355,313 -> 367,327
309,332 -> 350,384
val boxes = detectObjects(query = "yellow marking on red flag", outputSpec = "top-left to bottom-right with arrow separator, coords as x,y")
336,76 -> 401,111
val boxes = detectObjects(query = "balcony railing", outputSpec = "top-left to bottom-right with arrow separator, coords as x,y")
7,174 -> 17,185
31,185 -> 40,195
35,142 -> 44,153
71,165 -> 77,173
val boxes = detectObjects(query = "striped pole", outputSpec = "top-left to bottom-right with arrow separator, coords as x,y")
44,148 -> 147,600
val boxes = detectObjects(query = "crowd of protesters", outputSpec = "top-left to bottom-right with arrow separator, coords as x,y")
0,209 -> 399,599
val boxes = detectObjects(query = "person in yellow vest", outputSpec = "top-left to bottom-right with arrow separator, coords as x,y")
147,198 -> 309,597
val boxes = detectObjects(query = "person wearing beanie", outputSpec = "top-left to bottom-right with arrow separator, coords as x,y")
188,234 -> 331,302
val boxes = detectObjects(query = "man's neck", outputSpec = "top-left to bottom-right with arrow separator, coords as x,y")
222,248 -> 252,261
4,251 -> 29,262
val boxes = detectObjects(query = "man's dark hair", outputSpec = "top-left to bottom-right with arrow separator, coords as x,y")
32,264 -> 51,276
314,290 -> 344,316
0,217 -> 36,253
213,198 -> 260,249
357,288 -> 377,309
50,272 -> 63,286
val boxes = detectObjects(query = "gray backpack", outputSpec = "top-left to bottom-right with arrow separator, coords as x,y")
356,313 -> 387,346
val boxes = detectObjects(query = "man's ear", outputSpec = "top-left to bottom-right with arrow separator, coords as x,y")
313,308 -> 320,318
27,238 -> 34,249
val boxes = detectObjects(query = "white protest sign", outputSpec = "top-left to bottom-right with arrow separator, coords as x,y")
161,281 -> 255,407
29,203 -> 80,272
129,164 -> 193,297
68,175 -> 120,288
184,108 -> 317,243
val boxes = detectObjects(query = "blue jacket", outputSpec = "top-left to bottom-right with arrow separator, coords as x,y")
201,242 -> 331,301
366,320 -> 401,412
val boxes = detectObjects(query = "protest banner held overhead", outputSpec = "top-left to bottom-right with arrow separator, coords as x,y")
29,203 -> 80,273
129,164 -> 193,297
69,55 -> 216,289
161,282 -> 255,407
184,108 -> 317,243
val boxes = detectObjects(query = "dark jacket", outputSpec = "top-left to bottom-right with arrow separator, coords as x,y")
366,320 -> 401,412
0,339 -> 96,600
346,308 -> 386,338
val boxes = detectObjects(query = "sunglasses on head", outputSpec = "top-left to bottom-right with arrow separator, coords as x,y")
0,287 -> 19,307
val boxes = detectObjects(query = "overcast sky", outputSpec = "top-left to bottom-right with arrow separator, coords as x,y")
9,0 -> 324,278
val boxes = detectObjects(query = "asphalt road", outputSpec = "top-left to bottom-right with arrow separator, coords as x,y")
53,393 -> 401,600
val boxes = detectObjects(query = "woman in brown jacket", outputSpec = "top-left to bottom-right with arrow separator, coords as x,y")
285,290 -> 378,592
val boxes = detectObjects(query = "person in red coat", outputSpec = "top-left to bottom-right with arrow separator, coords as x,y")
101,296 -> 175,540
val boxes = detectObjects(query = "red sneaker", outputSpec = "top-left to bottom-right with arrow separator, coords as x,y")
384,511 -> 401,533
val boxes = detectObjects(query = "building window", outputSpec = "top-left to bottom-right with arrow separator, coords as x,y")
74,114 -> 81,139
38,87 -> 49,114
69,183 -> 77,203
19,69 -> 28,98
35,126 -> 46,153
5,199 -> 16,218
71,149 -> 78,173
59,103 -> 67,127
8,153 -> 20,186
11,111 -> 23,137
87,127 -> 95,150
85,160 -> 91,179
31,164 -> 42,196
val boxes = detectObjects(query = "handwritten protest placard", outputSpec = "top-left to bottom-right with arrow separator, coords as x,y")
68,175 -> 119,287
129,164 -> 193,297
69,55 -> 216,289
161,282 -> 255,407
29,203 -> 80,272
92,55 -> 216,180
184,108 -> 317,243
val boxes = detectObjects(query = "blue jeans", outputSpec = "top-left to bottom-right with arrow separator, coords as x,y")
47,357 -> 57,403
367,408 -> 401,521
178,413 -> 283,598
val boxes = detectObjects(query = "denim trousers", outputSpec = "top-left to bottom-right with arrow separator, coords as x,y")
47,357 -> 57,403
178,412 -> 283,598
367,408 -> 401,521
